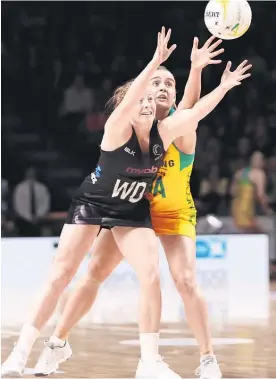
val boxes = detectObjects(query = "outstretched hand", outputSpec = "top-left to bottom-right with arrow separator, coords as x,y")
220,60 -> 252,91
191,36 -> 224,70
153,26 -> 177,65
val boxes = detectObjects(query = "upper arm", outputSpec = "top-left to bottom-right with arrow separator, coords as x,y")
158,109 -> 198,149
102,95 -> 134,149
103,94 -> 137,148
177,68 -> 202,111
105,99 -> 135,133
254,170 -> 266,198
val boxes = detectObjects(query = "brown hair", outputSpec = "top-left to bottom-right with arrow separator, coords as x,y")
106,79 -> 135,110
106,66 -> 175,111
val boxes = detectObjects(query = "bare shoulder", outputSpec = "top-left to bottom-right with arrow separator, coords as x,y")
158,109 -> 196,150
101,120 -> 132,151
173,132 -> 196,154
251,168 -> 265,182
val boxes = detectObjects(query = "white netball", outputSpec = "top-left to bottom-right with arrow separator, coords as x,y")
204,0 -> 252,40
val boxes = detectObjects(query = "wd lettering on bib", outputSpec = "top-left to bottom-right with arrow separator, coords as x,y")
112,179 -> 147,203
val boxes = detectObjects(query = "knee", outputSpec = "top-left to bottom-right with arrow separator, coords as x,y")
139,265 -> 160,288
86,259 -> 113,283
174,270 -> 198,297
48,262 -> 76,292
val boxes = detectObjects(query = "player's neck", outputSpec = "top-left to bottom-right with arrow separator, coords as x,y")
155,107 -> 170,121
132,124 -> 151,141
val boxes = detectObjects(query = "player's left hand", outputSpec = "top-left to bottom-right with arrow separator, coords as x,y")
220,60 -> 252,90
191,36 -> 224,70
153,27 -> 177,65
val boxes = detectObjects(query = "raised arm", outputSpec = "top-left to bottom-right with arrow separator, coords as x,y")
105,27 -> 176,134
178,36 -> 224,110
253,170 -> 272,215
159,60 -> 252,149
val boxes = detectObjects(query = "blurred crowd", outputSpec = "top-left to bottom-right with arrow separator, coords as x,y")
2,2 -> 276,237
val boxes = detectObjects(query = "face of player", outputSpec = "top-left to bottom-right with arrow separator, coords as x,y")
148,69 -> 176,111
131,93 -> 156,125
251,151 -> 264,169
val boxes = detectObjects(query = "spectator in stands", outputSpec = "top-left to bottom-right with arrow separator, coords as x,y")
1,214 -> 19,237
230,151 -> 271,233
61,75 -> 94,116
13,167 -> 51,237
59,75 -> 95,140
267,155 -> 276,212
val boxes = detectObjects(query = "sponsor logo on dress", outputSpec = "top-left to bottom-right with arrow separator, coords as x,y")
124,147 -> 135,156
126,166 -> 158,175
153,144 -> 163,161
91,165 -> 101,184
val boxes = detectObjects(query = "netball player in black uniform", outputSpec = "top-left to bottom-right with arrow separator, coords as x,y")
2,26 -> 177,378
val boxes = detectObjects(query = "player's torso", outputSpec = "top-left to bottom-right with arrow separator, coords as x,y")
76,123 -> 165,210
149,142 -> 196,220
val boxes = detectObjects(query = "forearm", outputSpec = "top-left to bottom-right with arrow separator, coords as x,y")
159,83 -> 227,143
123,59 -> 159,109
258,194 -> 271,214
192,84 -> 227,122
178,67 -> 202,110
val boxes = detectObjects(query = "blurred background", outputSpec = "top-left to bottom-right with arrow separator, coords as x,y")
1,2 -> 276,276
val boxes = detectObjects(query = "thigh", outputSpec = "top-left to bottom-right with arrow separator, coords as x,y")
53,224 -> 100,270
112,227 -> 159,277
160,234 -> 196,278
87,228 -> 123,279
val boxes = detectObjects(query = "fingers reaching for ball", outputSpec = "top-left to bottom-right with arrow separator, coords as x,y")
220,59 -> 252,90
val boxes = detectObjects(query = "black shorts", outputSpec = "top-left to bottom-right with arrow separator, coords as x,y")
66,198 -> 152,229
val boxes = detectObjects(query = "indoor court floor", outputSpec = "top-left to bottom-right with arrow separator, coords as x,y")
1,286 -> 276,379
